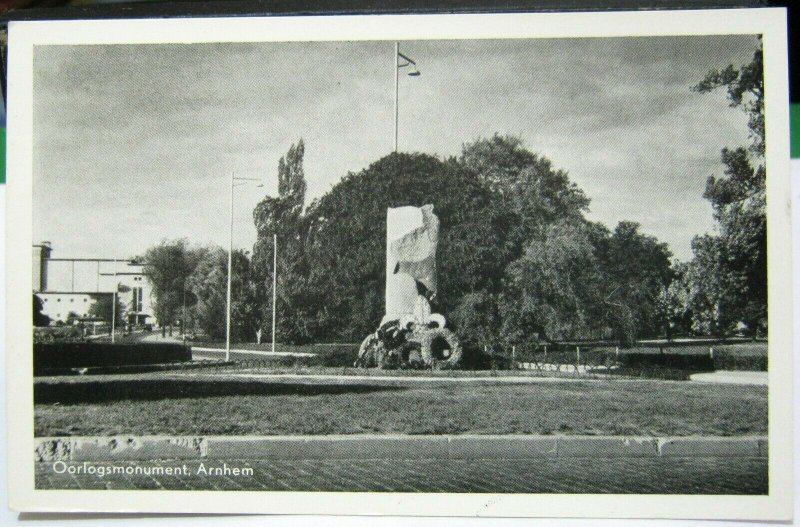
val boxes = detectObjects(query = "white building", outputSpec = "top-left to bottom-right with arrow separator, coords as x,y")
33,242 -> 154,325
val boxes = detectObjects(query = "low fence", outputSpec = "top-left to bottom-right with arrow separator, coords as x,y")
189,339 -> 766,380
493,340 -> 767,379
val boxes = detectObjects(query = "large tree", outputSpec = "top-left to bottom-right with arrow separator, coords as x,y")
187,247 -> 258,341
87,294 -> 126,327
252,140 -> 310,342
687,40 -> 766,335
301,152 -> 508,342
143,239 -> 205,335
33,295 -> 51,327
460,134 -> 590,248
263,137 -> 605,346
500,220 -> 607,344
595,221 -> 674,339
247,136 -> 675,350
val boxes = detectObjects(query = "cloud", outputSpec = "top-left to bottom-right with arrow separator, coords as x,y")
32,35 -> 759,261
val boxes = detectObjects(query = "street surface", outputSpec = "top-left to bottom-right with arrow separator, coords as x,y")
191,347 -> 315,360
36,456 -> 766,494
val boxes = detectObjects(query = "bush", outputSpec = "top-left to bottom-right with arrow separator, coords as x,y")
34,343 -> 191,375
315,346 -> 358,367
34,326 -> 90,344
713,352 -> 767,371
618,352 -> 714,371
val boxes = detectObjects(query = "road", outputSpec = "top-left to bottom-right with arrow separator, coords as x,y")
190,347 -> 315,361
36,456 -> 766,494
131,332 -> 315,361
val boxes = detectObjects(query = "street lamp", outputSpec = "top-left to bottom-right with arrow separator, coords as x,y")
111,257 -> 117,343
226,173 -> 263,361
394,42 -> 421,152
109,258 -> 130,344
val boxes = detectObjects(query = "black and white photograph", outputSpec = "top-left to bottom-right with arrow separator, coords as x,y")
4,9 -> 792,519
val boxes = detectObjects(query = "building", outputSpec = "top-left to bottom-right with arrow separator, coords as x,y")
33,242 -> 154,326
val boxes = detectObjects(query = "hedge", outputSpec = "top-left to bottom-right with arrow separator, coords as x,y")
34,343 -> 191,375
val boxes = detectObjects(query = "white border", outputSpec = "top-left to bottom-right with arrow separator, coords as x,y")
5,8 -> 792,518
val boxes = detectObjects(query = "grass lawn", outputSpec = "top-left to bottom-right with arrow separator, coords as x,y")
34,373 -> 767,437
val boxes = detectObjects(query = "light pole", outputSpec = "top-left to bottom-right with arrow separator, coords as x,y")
182,279 -> 187,346
111,257 -> 117,343
226,173 -> 263,361
272,233 -> 277,354
394,42 -> 421,152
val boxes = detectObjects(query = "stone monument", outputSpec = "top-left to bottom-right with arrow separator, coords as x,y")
356,205 -> 462,369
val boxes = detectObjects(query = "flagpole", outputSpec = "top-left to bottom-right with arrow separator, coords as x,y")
394,41 -> 399,153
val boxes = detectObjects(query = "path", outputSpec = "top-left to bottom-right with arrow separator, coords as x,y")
689,371 -> 768,386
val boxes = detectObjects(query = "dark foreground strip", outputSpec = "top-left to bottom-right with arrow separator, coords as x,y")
35,457 -> 767,494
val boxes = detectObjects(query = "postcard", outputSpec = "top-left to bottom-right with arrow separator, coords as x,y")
4,7 -> 792,518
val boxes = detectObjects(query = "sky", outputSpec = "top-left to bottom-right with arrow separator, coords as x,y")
32,35 -> 757,261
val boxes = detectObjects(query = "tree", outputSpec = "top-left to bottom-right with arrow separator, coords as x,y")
143,239 -> 205,335
688,39 -> 766,335
187,247 -> 259,342
662,261 -> 694,337
693,41 -> 764,157
66,311 -> 81,325
459,136 -> 673,345
88,294 -> 125,327
300,152 -> 513,343
246,136 -> 675,350
500,220 -> 607,343
596,221 -> 674,339
460,134 -> 590,247
252,140 -> 309,342
33,295 -> 51,327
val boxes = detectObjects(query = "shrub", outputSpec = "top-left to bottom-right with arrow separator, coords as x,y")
713,353 -> 767,371
618,352 -> 715,371
34,343 -> 191,375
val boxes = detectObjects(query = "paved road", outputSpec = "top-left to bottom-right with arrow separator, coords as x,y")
689,371 -> 768,386
36,457 -> 767,494
191,347 -> 315,360
133,333 -> 314,361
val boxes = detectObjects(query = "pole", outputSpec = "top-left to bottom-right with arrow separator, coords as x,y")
182,282 -> 186,346
225,171 -> 234,362
111,257 -> 117,343
272,233 -> 277,354
394,41 -> 399,152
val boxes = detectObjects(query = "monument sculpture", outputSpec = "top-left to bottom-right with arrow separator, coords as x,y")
356,205 -> 462,369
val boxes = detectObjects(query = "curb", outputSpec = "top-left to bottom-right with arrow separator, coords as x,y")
34,434 -> 768,462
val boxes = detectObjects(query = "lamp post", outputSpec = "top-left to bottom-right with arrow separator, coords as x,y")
226,173 -> 263,361
111,257 -> 117,343
394,42 -> 421,152
272,233 -> 277,354
182,279 -> 187,346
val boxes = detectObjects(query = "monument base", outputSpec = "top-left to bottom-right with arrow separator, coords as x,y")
355,319 -> 462,370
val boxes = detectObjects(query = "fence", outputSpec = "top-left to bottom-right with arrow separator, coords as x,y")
486,340 -> 767,379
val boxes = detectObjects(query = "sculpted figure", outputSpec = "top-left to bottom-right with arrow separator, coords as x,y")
356,205 -> 461,369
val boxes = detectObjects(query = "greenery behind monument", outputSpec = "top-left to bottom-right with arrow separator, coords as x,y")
142,42 -> 766,358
